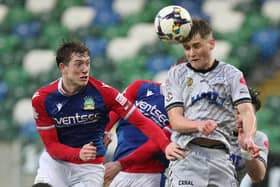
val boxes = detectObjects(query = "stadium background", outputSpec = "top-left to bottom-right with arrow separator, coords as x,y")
0,0 -> 279,186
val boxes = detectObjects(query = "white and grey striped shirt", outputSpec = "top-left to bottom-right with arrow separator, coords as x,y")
164,60 -> 251,150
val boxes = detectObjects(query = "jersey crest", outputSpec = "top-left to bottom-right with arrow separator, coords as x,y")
83,96 -> 95,110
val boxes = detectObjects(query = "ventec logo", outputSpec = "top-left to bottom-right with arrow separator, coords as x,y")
54,113 -> 100,127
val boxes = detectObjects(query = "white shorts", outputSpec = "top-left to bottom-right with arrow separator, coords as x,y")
109,171 -> 166,187
166,144 -> 238,187
34,151 -> 105,187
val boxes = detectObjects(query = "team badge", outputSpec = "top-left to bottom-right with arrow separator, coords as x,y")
186,77 -> 193,87
83,96 -> 95,110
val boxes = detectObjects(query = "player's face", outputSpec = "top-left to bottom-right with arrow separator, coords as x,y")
61,52 -> 90,91
183,34 -> 215,70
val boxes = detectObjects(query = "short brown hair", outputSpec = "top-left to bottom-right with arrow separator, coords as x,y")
183,18 -> 213,42
56,41 -> 90,66
249,87 -> 261,112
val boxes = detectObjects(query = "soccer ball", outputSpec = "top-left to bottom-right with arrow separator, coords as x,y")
154,5 -> 192,44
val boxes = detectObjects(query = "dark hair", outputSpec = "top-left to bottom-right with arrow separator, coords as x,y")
183,18 -> 213,43
56,40 -> 90,66
249,87 -> 261,112
32,183 -> 52,187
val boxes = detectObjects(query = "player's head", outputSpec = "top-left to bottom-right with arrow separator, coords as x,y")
32,183 -> 52,187
56,41 -> 91,89
249,87 -> 261,112
182,18 -> 215,70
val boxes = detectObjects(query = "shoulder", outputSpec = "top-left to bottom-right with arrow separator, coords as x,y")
88,77 -> 121,100
167,63 -> 189,80
88,77 -> 116,91
217,61 -> 245,83
218,61 -> 242,73
130,80 -> 159,87
32,79 -> 59,102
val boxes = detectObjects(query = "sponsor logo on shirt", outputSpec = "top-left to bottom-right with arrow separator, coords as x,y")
191,91 -> 225,106
178,180 -> 194,186
135,100 -> 168,126
54,113 -> 100,127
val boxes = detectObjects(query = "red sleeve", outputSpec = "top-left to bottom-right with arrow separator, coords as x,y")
92,79 -> 170,152
127,109 -> 170,151
32,91 -> 81,161
119,139 -> 161,169
105,111 -> 120,131
119,124 -> 172,169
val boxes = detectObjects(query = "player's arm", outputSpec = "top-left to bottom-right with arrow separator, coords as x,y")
236,102 -> 256,140
119,126 -> 172,168
104,127 -> 172,184
36,124 -> 97,162
239,130 -> 269,183
167,106 -> 217,135
99,84 -> 185,160
236,102 -> 259,157
37,126 -> 81,160
104,139 -> 162,184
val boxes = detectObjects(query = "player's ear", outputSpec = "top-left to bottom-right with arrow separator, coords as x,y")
208,38 -> 215,50
58,62 -> 65,72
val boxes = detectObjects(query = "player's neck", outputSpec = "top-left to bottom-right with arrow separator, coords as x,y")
61,79 -> 83,96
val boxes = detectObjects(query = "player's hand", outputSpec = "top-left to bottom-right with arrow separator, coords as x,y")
238,128 -> 260,158
79,142 -> 97,161
103,131 -> 113,147
165,142 -> 187,161
104,161 -> 122,186
197,120 -> 217,135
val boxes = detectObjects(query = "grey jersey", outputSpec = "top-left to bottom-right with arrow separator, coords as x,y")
165,61 -> 251,150
230,131 -> 269,183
